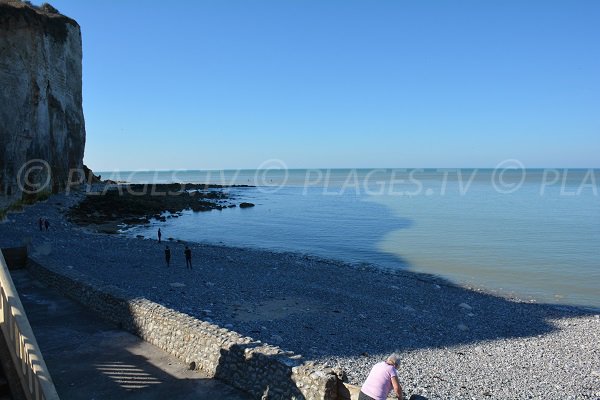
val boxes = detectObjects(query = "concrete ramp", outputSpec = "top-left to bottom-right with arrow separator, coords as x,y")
10,269 -> 250,400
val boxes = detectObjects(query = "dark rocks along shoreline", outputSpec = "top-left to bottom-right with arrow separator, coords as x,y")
67,183 -> 254,232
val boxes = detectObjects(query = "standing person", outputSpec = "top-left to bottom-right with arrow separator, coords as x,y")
184,246 -> 192,269
164,245 -> 171,267
44,219 -> 50,231
158,228 -> 162,243
38,217 -> 43,231
359,354 -> 403,400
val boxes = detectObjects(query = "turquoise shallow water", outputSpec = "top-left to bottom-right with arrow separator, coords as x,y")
101,169 -> 600,308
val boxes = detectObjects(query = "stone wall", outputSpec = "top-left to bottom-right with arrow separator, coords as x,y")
25,261 -> 341,400
0,1 -> 86,207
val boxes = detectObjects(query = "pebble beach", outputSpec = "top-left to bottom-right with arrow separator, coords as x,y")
1,188 -> 599,399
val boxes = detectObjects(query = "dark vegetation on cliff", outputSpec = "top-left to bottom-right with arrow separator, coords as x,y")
67,184 -> 255,232
0,189 -> 51,219
0,1 -> 77,41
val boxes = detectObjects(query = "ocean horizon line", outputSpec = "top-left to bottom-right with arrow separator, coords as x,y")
96,167 -> 600,173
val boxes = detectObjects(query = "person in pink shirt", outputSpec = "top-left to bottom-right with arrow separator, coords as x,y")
359,353 -> 403,400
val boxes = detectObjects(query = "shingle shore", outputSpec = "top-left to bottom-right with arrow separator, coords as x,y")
1,189 -> 598,399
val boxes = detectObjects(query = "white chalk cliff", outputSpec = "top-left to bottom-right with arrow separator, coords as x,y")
0,1 -> 85,207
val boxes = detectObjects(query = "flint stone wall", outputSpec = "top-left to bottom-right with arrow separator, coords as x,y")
25,261 -> 340,399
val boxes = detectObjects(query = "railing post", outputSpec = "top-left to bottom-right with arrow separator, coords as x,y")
0,249 -> 60,400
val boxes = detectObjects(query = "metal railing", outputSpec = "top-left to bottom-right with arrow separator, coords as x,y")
0,250 -> 59,400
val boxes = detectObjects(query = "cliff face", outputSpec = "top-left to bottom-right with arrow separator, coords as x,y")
0,1 -> 85,207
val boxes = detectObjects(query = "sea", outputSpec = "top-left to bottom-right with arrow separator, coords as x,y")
99,168 -> 600,309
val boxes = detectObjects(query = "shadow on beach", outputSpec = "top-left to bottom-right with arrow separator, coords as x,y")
2,191 -> 597,360
1,190 -> 598,397
210,250 -> 596,358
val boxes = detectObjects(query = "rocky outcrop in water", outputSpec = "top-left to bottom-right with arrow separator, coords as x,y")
67,184 -> 239,233
0,1 -> 85,207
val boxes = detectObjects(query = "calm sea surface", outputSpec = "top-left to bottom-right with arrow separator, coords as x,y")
101,169 -> 600,308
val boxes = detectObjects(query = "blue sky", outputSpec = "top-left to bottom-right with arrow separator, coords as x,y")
48,0 -> 599,170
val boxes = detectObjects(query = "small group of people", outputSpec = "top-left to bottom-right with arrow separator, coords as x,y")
159,229 -> 192,268
163,245 -> 193,269
38,217 -> 50,231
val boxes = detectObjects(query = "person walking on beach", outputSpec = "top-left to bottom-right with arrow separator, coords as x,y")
38,217 -> 43,231
158,228 -> 162,243
359,354 -> 403,400
184,246 -> 192,269
44,219 -> 50,231
164,245 -> 171,267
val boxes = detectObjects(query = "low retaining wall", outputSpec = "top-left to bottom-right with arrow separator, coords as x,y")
26,261 -> 341,399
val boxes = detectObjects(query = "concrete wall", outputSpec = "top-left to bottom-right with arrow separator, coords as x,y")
26,261 -> 342,400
